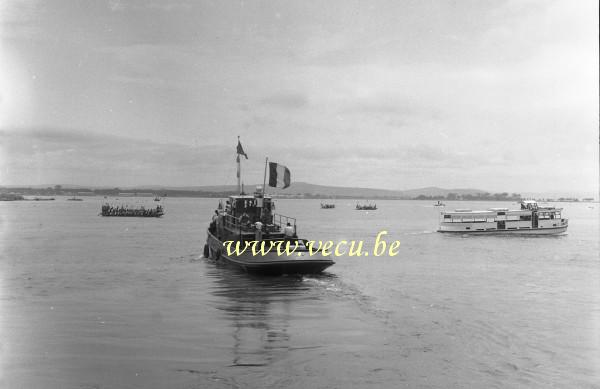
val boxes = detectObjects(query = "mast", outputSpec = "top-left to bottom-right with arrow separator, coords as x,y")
261,157 -> 268,218
262,157 -> 268,197
237,135 -> 242,195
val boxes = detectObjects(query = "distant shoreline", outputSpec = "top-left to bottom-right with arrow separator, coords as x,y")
0,189 -> 594,203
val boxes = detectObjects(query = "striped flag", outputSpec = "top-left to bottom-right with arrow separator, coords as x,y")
268,162 -> 291,189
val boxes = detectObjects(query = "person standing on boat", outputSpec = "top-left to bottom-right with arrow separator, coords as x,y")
209,210 -> 218,233
215,211 -> 223,239
255,221 -> 263,241
284,222 -> 295,240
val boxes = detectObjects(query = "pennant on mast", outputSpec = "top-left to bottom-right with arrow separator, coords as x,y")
236,137 -> 248,159
236,136 -> 246,195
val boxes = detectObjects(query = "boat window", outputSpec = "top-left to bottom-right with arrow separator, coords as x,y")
520,215 -> 532,221
497,211 -> 505,216
444,215 -> 451,219
474,217 -> 486,222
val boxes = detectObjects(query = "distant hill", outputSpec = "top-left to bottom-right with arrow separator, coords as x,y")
133,182 -> 490,199
263,182 -> 404,198
400,186 -> 488,197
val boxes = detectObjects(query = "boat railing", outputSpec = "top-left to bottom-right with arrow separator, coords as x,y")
222,212 -> 291,234
223,213 -> 244,231
273,213 -> 297,233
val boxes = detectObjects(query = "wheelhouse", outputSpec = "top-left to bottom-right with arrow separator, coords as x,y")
212,188 -> 297,241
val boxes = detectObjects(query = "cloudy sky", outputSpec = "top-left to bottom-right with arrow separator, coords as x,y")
0,0 -> 597,194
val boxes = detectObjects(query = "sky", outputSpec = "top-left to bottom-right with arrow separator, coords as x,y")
0,0 -> 598,195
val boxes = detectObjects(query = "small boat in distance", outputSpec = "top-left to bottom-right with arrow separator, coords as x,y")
320,203 -> 335,209
356,202 -> 377,210
67,195 -> 83,201
437,200 -> 568,235
434,200 -> 445,206
0,193 -> 24,201
154,195 -> 160,201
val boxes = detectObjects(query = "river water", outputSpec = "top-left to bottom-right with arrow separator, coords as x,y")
0,198 -> 598,388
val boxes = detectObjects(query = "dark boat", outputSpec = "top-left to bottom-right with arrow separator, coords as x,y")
204,139 -> 334,275
205,189 -> 334,275
0,193 -> 24,201
100,204 -> 164,217
356,203 -> 377,210
320,203 -> 335,209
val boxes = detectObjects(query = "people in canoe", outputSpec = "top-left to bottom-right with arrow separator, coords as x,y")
101,203 -> 164,217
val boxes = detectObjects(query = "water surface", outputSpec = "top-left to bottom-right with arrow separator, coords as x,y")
0,198 -> 598,388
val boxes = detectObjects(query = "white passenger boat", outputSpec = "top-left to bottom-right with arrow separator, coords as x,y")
438,200 -> 568,235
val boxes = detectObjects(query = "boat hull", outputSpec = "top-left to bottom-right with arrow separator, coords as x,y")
100,214 -> 163,217
437,226 -> 567,235
205,231 -> 334,275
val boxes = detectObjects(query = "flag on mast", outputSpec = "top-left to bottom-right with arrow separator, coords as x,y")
268,162 -> 291,189
236,155 -> 240,178
237,138 -> 248,159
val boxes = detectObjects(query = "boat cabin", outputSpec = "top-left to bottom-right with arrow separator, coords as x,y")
211,188 -> 297,241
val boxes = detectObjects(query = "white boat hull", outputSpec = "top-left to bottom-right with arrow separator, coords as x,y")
437,225 -> 567,235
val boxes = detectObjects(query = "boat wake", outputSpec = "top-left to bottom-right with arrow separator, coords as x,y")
303,275 -> 395,326
405,230 -> 435,235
